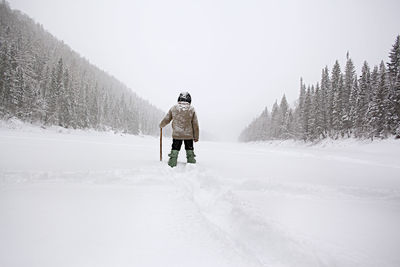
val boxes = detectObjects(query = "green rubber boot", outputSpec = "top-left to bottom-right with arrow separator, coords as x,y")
168,150 -> 179,167
186,150 -> 196,164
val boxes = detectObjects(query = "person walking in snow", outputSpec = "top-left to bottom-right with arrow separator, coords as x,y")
159,92 -> 199,167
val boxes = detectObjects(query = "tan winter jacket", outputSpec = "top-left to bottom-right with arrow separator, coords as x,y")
159,102 -> 199,140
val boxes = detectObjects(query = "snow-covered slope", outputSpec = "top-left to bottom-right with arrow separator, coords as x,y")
1,123 -> 400,267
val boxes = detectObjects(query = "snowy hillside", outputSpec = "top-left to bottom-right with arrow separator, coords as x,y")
1,123 -> 400,267
0,2 -> 165,136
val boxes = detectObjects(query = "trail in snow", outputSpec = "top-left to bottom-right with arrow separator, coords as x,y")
1,125 -> 400,267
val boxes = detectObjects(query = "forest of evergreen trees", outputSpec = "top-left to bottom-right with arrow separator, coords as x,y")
240,35 -> 400,142
0,1 -> 165,135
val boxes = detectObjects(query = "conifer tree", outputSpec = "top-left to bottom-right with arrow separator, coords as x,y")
377,62 -> 391,137
366,66 -> 380,138
309,86 -> 317,140
279,94 -> 289,138
343,54 -> 356,136
330,61 -> 343,136
333,75 -> 344,137
46,58 -> 63,125
387,35 -> 400,136
13,66 -> 25,117
259,106 -> 270,140
295,78 -> 306,139
0,41 -> 9,115
313,83 -> 324,139
89,85 -> 100,128
270,101 -> 280,139
349,76 -> 359,136
367,62 -> 389,138
320,67 -> 330,135
303,87 -> 312,140
58,67 -> 72,127
2,44 -> 18,115
284,109 -> 294,139
354,61 -> 371,137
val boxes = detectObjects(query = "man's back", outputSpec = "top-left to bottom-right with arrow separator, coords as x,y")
160,101 -> 199,141
170,102 -> 196,140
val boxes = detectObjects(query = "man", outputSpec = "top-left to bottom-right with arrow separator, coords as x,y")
159,92 -> 199,167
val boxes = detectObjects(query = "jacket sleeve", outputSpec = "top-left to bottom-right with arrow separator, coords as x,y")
159,108 -> 172,128
192,111 -> 199,140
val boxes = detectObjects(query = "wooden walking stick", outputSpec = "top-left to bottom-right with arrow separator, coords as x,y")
160,128 -> 163,161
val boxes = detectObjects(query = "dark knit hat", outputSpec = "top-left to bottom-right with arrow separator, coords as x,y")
177,92 -> 191,103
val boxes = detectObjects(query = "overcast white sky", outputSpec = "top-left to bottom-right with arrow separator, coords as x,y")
9,0 -> 400,140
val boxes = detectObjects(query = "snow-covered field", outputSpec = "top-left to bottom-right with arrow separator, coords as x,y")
1,122 -> 400,267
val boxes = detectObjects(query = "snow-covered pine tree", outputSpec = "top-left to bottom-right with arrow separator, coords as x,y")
313,83 -> 325,139
101,93 -> 110,127
343,54 -> 356,136
320,66 -> 330,136
37,65 -> 50,121
64,68 -> 77,128
46,58 -> 64,125
387,35 -> 400,137
329,62 -> 338,135
58,67 -> 73,127
126,96 -> 139,135
308,85 -> 317,140
279,94 -> 289,139
259,106 -> 270,140
252,117 -> 262,141
1,43 -> 18,116
354,61 -> 371,137
284,109 -> 295,139
12,66 -> 25,117
376,62 -> 390,137
89,85 -> 100,128
366,65 -> 381,139
270,100 -> 280,139
335,75 -> 345,137
348,75 -> 359,137
78,83 -> 90,128
0,44 -> 7,116
303,87 -> 312,141
294,78 -> 306,139
330,61 -> 343,138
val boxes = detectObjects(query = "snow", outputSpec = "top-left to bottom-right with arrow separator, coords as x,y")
1,122 -> 400,267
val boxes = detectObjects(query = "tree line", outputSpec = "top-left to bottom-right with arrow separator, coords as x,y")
0,1 -> 164,135
240,35 -> 400,142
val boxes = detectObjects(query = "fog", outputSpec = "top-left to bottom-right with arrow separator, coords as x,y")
9,0 -> 400,140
